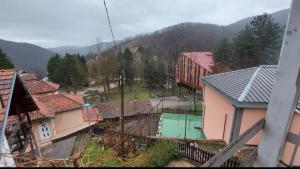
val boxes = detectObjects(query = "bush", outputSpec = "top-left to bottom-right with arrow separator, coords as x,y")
143,140 -> 181,167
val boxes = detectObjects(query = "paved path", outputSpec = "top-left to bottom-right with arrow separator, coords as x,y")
42,136 -> 76,160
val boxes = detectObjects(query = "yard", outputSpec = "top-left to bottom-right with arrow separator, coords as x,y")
80,136 -> 181,167
83,82 -> 193,104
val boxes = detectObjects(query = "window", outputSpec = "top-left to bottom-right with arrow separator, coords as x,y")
39,123 -> 51,140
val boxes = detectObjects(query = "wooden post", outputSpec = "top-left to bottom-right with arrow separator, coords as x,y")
255,0 -> 300,166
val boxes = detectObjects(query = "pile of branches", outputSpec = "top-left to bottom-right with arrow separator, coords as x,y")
94,131 -> 137,157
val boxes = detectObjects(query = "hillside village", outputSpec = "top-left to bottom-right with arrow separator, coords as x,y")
0,0 -> 299,168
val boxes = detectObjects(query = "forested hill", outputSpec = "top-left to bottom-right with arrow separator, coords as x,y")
120,22 -> 229,57
117,9 -> 288,58
0,39 -> 55,74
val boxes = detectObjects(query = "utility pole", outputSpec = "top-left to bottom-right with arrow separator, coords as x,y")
102,0 -> 125,155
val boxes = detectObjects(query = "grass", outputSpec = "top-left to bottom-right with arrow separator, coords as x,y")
81,138 -> 181,167
84,82 -> 191,103
142,140 -> 181,167
196,140 -> 226,153
81,138 -> 119,167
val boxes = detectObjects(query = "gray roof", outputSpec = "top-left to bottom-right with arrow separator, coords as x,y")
201,65 -> 300,112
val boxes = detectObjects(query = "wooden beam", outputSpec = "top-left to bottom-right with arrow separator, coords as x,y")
254,0 -> 300,166
286,132 -> 300,146
202,119 -> 264,167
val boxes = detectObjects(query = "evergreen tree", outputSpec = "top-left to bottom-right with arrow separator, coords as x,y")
232,25 -> 262,69
47,54 -> 62,82
249,13 -> 284,64
213,38 -> 233,66
0,49 -> 14,69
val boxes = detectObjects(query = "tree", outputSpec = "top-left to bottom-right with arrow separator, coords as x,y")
117,48 -> 134,86
47,53 -> 89,93
249,13 -> 284,64
232,25 -> 262,69
213,38 -> 233,66
47,54 -> 62,82
0,49 -> 14,69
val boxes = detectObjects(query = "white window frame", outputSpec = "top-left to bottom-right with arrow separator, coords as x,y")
39,123 -> 51,140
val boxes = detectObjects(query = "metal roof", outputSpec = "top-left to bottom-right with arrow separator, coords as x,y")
201,65 -> 300,112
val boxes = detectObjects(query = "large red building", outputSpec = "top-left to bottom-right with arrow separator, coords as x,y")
175,52 -> 214,91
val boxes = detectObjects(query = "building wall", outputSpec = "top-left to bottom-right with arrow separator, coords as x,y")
203,87 -> 300,166
241,108 -> 300,166
239,108 -> 266,145
203,85 -> 235,143
52,109 -> 92,139
176,54 -> 209,90
32,119 -> 53,147
32,109 -> 93,147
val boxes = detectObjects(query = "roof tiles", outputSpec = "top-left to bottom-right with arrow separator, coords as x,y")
35,94 -> 82,114
0,70 -> 15,114
25,80 -> 59,95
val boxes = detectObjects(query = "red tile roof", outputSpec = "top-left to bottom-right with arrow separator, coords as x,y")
25,80 -> 59,95
183,52 -> 215,72
62,93 -> 84,105
20,73 -> 37,81
0,69 -> 15,110
35,94 -> 82,114
29,111 -> 53,121
0,70 -> 15,126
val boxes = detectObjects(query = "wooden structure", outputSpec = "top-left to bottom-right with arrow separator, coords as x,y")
175,52 -> 214,91
0,70 -> 40,167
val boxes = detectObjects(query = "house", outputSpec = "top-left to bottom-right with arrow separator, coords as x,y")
20,74 -> 60,96
0,69 -> 40,167
175,52 -> 215,91
200,65 -> 300,166
18,73 -> 101,147
30,93 -> 99,147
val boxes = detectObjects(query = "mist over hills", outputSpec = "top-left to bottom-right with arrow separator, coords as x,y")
48,42 -> 115,56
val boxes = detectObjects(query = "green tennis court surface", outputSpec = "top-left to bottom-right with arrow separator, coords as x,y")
157,113 -> 205,139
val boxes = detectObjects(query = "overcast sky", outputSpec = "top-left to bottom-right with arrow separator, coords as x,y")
0,0 -> 291,48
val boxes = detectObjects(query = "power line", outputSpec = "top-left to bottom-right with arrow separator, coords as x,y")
102,0 -> 118,52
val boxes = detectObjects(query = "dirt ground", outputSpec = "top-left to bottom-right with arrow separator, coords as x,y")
166,158 -> 196,167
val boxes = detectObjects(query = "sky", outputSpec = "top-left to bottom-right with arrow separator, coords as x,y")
0,0 -> 291,48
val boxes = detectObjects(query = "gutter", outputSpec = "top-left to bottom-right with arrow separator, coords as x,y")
0,72 -> 17,153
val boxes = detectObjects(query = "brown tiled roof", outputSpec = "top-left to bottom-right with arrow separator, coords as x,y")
29,111 -> 52,121
20,73 -> 37,81
25,80 -> 58,95
0,69 -> 15,110
35,94 -> 82,114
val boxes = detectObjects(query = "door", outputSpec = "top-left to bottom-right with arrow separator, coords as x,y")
39,123 -> 51,140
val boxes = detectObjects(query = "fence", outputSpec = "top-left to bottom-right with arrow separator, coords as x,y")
165,140 -> 240,167
161,108 -> 202,116
130,136 -> 240,167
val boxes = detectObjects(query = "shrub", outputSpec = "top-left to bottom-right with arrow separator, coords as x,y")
143,140 -> 181,167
